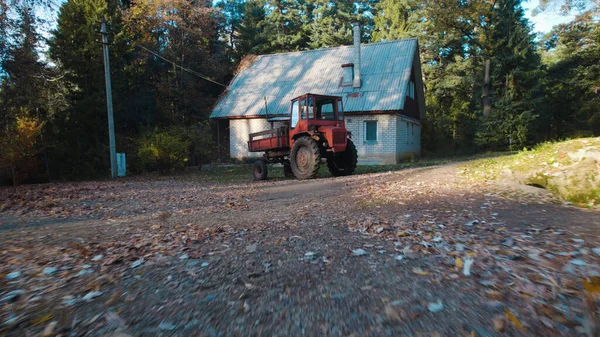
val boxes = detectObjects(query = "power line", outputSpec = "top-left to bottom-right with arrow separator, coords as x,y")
136,45 -> 227,87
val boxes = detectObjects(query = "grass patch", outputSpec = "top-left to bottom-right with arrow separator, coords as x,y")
462,137 -> 600,207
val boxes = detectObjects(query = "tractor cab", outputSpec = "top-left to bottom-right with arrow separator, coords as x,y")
288,93 -> 348,152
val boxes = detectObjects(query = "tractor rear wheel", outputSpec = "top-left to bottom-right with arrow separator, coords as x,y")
290,136 -> 321,179
327,138 -> 358,176
282,163 -> 294,178
252,160 -> 268,180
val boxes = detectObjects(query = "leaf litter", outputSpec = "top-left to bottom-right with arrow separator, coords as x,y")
0,166 -> 598,335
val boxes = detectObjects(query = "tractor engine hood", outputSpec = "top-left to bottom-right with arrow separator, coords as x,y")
318,125 -> 348,152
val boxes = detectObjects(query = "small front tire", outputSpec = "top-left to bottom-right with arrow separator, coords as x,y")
252,160 -> 268,180
327,138 -> 358,176
282,163 -> 294,178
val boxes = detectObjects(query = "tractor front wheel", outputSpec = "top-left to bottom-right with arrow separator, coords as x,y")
252,160 -> 268,180
290,137 -> 321,179
282,162 -> 294,178
327,138 -> 358,176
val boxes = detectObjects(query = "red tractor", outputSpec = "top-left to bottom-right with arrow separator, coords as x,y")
248,93 -> 358,180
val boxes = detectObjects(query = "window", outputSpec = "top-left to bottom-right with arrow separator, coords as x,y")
300,98 -> 307,120
315,97 -> 336,120
364,121 -> 377,142
291,100 -> 299,128
307,97 -> 314,119
337,100 -> 344,121
408,81 -> 415,100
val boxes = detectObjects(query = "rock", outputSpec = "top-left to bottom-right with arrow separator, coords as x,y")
1,290 -> 25,303
543,253 -> 555,259
130,259 -> 144,269
180,254 -> 189,260
304,252 -> 318,260
351,249 -> 369,256
246,244 -> 257,254
82,264 -> 92,269
592,248 -> 600,256
83,291 -> 103,301
394,255 -> 404,261
92,254 -> 104,261
427,300 -> 444,313
455,243 -> 465,252
158,321 -> 176,331
43,267 -> 57,275
572,238 -> 585,243
378,250 -> 386,254
6,271 -> 20,280
201,262 -> 209,268
580,249 -> 589,255
376,227 -> 384,233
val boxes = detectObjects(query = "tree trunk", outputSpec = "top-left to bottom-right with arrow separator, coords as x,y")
11,166 -> 17,187
482,57 -> 492,116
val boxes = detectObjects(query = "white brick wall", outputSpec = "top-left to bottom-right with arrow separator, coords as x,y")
396,115 -> 421,160
229,118 -> 271,158
229,114 -> 421,163
345,114 -> 398,165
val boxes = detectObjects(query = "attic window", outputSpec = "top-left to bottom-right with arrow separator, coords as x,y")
341,63 -> 354,86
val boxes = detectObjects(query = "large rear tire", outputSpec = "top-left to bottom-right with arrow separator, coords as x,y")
290,136 -> 321,179
327,138 -> 358,176
252,160 -> 268,180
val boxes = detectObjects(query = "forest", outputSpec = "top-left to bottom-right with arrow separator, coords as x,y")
0,0 -> 598,184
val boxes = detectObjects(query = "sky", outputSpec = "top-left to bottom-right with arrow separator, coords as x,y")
522,0 -> 577,33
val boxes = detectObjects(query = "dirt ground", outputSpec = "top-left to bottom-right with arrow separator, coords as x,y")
1,163 -> 599,336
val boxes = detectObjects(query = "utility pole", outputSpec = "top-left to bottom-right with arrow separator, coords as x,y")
101,18 -> 117,179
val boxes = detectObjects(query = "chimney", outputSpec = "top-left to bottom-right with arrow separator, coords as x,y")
352,22 -> 361,88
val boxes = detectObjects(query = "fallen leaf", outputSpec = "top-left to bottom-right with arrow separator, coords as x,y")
455,257 -> 463,269
505,307 -> 524,331
583,277 -> 600,294
31,314 -> 53,326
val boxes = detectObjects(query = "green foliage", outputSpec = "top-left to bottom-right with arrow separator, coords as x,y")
137,124 -> 214,173
0,116 -> 44,185
138,128 -> 192,172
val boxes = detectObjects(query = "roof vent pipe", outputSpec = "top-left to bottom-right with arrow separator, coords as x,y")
352,22 -> 362,89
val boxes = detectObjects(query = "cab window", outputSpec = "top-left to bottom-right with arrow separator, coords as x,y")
291,100 -> 299,128
315,97 -> 336,120
337,99 -> 344,120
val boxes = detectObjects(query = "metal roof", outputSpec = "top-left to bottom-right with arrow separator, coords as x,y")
210,38 -> 423,119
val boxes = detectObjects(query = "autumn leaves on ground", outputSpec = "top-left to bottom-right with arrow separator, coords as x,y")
1,157 -> 600,336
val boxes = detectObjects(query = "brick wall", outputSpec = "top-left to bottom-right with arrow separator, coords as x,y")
396,115 -> 421,161
345,114 -> 398,165
229,119 -> 271,158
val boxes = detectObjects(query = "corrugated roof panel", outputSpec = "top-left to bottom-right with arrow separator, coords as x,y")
211,38 -> 419,118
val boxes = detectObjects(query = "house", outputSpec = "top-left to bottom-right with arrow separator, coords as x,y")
210,24 -> 425,165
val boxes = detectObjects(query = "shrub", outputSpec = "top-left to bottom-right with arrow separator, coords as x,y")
137,128 -> 191,173
136,123 -> 214,173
